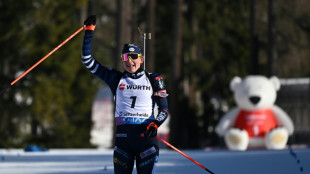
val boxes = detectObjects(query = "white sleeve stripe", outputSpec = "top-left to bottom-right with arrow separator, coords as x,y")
82,55 -> 91,59
82,58 -> 92,64
91,64 -> 99,73
86,59 -> 95,69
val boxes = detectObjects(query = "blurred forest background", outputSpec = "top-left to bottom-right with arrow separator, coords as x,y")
0,0 -> 310,148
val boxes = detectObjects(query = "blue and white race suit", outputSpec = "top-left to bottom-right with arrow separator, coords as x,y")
82,30 -> 169,174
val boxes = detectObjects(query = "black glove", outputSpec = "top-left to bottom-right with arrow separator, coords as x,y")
84,15 -> 96,26
145,122 -> 159,137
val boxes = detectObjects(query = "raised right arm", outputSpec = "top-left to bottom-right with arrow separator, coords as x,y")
82,15 -> 122,95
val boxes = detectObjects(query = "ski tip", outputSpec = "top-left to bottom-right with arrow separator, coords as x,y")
205,168 -> 215,174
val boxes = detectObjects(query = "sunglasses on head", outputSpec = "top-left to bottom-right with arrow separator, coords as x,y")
121,53 -> 141,61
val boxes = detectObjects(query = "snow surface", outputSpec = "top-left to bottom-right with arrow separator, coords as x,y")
0,147 -> 309,174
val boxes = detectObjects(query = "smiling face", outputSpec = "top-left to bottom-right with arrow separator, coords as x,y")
122,56 -> 144,73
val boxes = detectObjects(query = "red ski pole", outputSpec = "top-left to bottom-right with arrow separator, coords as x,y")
10,26 -> 84,86
0,26 -> 84,95
156,136 -> 215,174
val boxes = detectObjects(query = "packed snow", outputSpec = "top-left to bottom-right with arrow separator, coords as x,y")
0,147 -> 309,174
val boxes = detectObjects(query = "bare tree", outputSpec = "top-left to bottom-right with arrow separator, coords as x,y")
169,0 -> 183,145
115,0 -> 133,70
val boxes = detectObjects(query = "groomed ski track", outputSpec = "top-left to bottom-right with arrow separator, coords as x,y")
0,147 -> 309,174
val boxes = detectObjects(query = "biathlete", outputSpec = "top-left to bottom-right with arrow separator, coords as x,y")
82,15 -> 169,174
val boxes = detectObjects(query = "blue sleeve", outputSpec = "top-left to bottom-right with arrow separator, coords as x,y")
82,30 -> 121,95
150,73 -> 169,126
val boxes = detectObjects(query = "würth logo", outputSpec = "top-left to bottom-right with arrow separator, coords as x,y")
119,83 -> 125,90
127,85 -> 151,90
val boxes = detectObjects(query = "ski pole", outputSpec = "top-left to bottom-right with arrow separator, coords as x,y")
0,26 -> 84,94
143,33 -> 151,70
156,136 -> 215,174
137,28 -> 150,70
143,33 -> 146,69
11,26 -> 84,86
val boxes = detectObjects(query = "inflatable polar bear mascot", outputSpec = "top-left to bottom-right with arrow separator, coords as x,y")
216,75 -> 294,150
